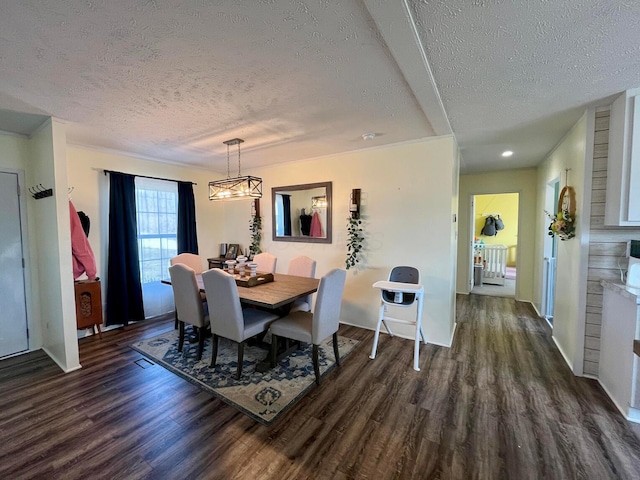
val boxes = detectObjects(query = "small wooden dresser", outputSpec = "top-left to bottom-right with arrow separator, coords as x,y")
74,279 -> 103,338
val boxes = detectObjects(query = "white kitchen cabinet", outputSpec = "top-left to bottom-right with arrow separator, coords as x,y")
606,88 -> 640,226
599,281 -> 640,422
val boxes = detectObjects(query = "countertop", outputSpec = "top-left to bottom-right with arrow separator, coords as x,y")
601,280 -> 640,304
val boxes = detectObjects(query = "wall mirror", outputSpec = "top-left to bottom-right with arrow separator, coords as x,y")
272,181 -> 332,244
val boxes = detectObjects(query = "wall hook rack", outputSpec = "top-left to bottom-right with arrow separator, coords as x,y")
29,184 -> 53,200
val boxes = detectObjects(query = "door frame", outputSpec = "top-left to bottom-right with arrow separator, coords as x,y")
467,190 -> 522,297
542,177 -> 560,326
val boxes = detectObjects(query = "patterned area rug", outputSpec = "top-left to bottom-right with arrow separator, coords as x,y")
132,330 -> 359,426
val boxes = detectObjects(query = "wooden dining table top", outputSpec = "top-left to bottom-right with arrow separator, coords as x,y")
192,273 -> 319,310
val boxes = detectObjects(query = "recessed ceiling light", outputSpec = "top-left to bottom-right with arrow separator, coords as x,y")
502,150 -> 514,157
362,133 -> 376,141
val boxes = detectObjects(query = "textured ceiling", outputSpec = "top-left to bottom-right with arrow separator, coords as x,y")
408,0 -> 640,172
1,1 -> 640,173
0,0 -> 437,172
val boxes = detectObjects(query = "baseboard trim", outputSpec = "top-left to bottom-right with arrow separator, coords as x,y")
552,335 -> 574,373
42,347 -> 82,373
339,320 -> 456,348
597,379 -> 640,424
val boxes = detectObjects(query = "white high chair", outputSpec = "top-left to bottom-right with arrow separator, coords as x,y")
370,266 -> 425,371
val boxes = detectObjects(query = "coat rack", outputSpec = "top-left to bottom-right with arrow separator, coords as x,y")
29,184 -> 53,200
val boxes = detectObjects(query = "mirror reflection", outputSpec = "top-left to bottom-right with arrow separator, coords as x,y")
272,182 -> 332,244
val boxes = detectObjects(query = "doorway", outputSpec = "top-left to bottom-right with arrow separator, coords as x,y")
541,179 -> 559,326
471,193 -> 519,298
0,171 -> 29,358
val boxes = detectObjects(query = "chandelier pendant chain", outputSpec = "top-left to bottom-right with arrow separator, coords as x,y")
226,143 -> 231,179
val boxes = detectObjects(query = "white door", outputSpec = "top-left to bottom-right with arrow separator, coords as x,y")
0,171 -> 29,357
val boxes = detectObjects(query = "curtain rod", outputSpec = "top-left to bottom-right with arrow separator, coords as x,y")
103,169 -> 197,185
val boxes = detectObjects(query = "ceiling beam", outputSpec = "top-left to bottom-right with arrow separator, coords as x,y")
362,0 -> 452,137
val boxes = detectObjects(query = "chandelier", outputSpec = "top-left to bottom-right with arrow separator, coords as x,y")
209,138 -> 263,200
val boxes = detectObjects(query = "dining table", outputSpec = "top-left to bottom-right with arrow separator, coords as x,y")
193,272 -> 319,314
164,271 -> 320,371
203,272 -> 319,371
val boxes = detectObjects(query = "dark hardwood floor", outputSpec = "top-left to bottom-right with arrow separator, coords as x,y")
2,295 -> 640,479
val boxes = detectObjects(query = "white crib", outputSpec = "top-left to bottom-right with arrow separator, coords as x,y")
478,244 -> 507,286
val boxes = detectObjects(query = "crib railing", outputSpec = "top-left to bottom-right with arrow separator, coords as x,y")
477,244 -> 507,286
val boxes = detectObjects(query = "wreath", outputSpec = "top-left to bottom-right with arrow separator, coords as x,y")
546,186 -> 576,241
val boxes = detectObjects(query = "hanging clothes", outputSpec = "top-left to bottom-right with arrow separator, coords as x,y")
310,211 -> 323,237
300,208 -> 312,236
77,210 -> 90,237
70,201 -> 97,280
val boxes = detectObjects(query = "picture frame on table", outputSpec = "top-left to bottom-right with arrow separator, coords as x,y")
225,244 -> 239,259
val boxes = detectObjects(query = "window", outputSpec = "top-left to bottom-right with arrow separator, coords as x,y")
135,177 -> 178,317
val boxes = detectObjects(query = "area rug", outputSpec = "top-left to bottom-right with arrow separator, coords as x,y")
505,266 -> 517,280
132,330 -> 359,426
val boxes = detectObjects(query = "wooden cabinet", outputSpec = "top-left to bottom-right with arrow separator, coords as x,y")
74,280 -> 103,338
207,257 -> 227,269
606,88 -> 640,226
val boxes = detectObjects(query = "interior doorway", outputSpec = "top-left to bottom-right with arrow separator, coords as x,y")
470,193 -> 519,298
541,179 -> 560,326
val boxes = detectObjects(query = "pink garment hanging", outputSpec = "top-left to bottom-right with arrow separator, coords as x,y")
310,211 -> 323,237
70,201 -> 97,280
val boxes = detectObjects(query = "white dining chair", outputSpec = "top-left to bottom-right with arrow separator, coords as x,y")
370,266 -> 425,371
170,253 -> 204,273
269,268 -> 346,385
202,268 -> 279,379
287,255 -> 317,313
168,264 -> 210,360
252,252 -> 277,274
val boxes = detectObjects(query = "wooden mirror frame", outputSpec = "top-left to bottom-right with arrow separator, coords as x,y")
271,181 -> 332,244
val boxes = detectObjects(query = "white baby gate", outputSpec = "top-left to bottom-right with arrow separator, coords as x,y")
479,244 -> 507,286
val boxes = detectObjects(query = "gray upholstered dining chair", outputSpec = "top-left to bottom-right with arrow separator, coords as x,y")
269,268 -> 346,385
252,252 -> 277,273
201,268 -> 280,380
287,255 -> 317,313
168,264 -> 210,360
170,253 -> 206,329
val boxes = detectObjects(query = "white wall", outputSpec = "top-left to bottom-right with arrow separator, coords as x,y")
535,112 -> 591,374
457,168 -> 538,302
223,138 -> 459,347
5,129 -> 460,369
29,119 -> 80,372
66,145 -> 226,325
0,132 -> 43,354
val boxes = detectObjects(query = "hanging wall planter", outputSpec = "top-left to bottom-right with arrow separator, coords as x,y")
345,216 -> 364,269
249,199 -> 263,256
546,184 -> 576,241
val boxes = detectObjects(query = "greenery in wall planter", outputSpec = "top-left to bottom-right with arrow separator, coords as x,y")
345,216 -> 364,270
545,185 -> 576,241
249,214 -> 262,255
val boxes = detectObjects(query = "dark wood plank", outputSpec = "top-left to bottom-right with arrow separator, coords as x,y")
2,296 -> 640,479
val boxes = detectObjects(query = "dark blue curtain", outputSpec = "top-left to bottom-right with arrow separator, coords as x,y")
282,194 -> 292,236
177,181 -> 199,254
106,172 -> 144,326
